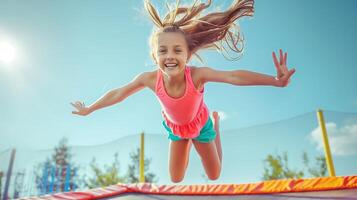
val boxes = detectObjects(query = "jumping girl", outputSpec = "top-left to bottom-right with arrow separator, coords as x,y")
71,0 -> 295,183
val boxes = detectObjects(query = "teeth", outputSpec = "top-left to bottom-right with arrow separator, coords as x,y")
165,64 -> 177,67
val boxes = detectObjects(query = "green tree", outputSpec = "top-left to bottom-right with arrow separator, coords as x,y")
262,152 -> 304,180
262,151 -> 328,181
85,153 -> 125,189
84,147 -> 157,188
302,152 -> 327,177
126,148 -> 157,183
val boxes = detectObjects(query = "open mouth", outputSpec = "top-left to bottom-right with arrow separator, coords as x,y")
165,63 -> 178,68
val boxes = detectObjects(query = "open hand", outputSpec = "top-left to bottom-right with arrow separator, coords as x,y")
272,49 -> 296,87
71,101 -> 91,116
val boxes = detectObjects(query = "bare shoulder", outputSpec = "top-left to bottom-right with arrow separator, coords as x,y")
190,66 -> 213,83
190,66 -> 211,90
135,70 -> 157,91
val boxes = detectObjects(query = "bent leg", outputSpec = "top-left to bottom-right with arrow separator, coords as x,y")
212,111 -> 222,163
192,140 -> 221,180
169,139 -> 191,183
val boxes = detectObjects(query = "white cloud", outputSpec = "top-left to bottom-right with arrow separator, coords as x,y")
309,122 -> 357,156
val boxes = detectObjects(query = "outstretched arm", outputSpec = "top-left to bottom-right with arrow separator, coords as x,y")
200,49 -> 296,87
71,72 -> 148,116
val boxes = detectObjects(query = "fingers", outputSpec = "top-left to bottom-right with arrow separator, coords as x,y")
275,49 -> 290,73
276,68 -> 295,87
71,101 -> 84,108
273,49 -> 286,68
283,52 -> 288,72
74,101 -> 84,106
71,103 -> 79,110
283,68 -> 296,82
273,48 -> 294,87
71,101 -> 85,115
273,51 -> 284,79
288,68 -> 296,77
279,49 -> 284,66
71,103 -> 79,114
272,52 -> 279,69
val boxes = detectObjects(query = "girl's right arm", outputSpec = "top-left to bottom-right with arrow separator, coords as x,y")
71,72 -> 150,116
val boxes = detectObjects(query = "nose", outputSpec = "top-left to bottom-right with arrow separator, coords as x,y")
166,50 -> 175,60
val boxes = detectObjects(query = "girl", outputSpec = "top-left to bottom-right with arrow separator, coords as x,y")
71,0 -> 295,183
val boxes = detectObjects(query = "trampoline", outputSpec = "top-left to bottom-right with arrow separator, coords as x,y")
19,175 -> 357,200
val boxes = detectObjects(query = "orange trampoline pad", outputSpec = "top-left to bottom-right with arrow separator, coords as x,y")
20,175 -> 357,200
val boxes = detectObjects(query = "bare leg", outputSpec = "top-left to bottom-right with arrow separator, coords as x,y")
169,139 -> 191,183
212,111 -> 222,164
193,140 -> 221,180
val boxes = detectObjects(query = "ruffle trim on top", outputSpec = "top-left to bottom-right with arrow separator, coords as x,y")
162,105 -> 209,139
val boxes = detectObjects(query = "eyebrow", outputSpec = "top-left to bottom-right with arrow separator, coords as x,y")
159,45 -> 183,48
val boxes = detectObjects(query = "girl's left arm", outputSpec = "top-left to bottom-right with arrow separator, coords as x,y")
200,49 -> 296,87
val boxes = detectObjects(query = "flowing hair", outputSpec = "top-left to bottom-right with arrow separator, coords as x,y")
145,0 -> 254,62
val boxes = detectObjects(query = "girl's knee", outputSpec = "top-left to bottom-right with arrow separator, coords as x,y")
207,165 -> 221,180
170,174 -> 185,183
207,169 -> 221,181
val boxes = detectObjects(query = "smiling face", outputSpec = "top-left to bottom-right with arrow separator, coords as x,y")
154,32 -> 190,78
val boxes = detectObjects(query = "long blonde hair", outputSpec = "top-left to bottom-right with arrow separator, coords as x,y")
145,0 -> 254,61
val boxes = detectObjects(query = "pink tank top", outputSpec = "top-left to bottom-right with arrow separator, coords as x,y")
155,66 -> 209,139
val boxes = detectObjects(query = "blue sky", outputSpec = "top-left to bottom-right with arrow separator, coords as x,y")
1,0 -> 357,185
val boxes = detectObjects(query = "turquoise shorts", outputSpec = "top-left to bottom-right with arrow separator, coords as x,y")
162,117 -> 216,143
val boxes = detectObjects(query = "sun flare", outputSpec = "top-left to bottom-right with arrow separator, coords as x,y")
0,41 -> 16,63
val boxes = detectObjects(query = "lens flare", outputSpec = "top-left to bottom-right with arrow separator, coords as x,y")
0,41 -> 16,63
